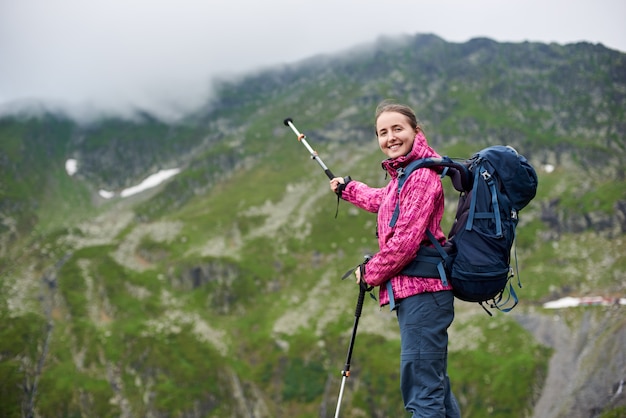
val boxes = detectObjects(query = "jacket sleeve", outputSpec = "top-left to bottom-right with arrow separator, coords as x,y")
363,168 -> 444,287
340,180 -> 386,213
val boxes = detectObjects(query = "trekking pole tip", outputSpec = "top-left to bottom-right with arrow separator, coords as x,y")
283,117 -> 293,126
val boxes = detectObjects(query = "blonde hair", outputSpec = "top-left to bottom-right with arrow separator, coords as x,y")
374,100 -> 423,136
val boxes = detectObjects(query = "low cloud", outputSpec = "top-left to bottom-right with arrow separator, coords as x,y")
1,0 -> 624,122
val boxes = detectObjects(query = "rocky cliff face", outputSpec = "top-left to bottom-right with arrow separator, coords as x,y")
541,198 -> 626,238
516,308 -> 626,418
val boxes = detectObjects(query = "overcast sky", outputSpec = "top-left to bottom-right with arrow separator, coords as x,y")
1,0 -> 625,121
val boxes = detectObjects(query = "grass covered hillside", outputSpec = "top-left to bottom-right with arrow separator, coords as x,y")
0,34 -> 625,417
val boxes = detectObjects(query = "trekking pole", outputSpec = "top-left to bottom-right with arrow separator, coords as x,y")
283,118 -> 336,180
335,260 -> 371,418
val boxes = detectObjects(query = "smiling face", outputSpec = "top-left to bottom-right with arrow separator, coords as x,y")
376,111 -> 419,159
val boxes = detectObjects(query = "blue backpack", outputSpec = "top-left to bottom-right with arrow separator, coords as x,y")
390,145 -> 538,313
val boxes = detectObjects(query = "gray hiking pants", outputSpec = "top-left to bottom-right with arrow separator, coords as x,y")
396,291 -> 461,418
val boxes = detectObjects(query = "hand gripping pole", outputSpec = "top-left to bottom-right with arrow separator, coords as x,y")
283,118 -> 335,180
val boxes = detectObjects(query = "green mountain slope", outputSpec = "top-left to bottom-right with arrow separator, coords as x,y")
1,34 -> 625,417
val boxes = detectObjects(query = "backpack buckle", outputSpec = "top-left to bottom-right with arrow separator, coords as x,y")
481,170 -> 492,181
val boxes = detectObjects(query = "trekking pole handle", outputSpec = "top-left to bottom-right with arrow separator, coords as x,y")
354,284 -> 366,326
283,118 -> 336,180
355,259 -> 370,317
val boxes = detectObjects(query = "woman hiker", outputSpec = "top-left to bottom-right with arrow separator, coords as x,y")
330,100 -> 461,417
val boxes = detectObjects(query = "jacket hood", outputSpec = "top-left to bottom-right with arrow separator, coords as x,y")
381,131 -> 441,177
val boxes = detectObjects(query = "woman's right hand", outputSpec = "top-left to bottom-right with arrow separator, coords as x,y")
330,177 -> 345,193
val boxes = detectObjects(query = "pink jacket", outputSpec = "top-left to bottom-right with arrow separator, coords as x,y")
340,131 -> 453,307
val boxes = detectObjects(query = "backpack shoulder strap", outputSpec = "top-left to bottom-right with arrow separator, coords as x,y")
389,158 -> 430,228
389,156 -> 472,228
